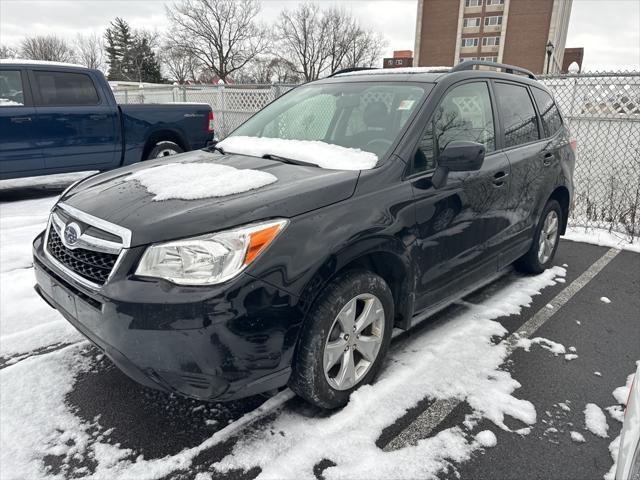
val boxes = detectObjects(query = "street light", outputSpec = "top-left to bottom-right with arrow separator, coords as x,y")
546,41 -> 555,74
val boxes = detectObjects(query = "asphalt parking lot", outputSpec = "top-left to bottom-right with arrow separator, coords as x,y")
1,179 -> 638,480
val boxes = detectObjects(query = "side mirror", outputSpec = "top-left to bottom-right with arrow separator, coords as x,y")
432,141 -> 486,189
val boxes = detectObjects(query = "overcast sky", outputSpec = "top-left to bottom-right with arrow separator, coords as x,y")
1,0 -> 638,71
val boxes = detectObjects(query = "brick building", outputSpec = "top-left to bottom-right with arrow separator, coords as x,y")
562,47 -> 584,73
383,50 -> 415,69
414,0 -> 573,74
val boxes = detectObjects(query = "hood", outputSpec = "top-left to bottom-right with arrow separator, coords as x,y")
61,150 -> 359,246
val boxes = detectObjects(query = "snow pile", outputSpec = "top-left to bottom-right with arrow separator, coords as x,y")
565,354 -> 578,361
600,297 -> 611,304
564,226 -> 640,253
604,368 -> 637,480
126,162 -> 277,201
218,136 -> 379,170
475,430 -> 497,448
584,403 -> 609,438
570,431 -> 586,443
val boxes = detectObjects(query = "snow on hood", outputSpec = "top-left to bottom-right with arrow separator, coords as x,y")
126,162 -> 277,201
217,136 -> 379,170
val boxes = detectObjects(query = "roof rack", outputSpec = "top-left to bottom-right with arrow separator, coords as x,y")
451,61 -> 536,80
328,67 -> 378,77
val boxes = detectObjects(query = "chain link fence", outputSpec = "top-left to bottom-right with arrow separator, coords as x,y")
112,71 -> 640,239
539,71 -> 640,239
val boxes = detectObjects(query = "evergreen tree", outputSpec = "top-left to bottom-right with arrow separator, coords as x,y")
104,17 -> 163,83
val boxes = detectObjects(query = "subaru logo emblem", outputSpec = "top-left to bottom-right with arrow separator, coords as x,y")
63,222 -> 81,247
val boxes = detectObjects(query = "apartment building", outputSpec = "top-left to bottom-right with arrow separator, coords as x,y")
414,0 -> 573,74
383,50 -> 415,69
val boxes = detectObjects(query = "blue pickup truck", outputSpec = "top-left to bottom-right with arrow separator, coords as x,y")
0,60 -> 214,180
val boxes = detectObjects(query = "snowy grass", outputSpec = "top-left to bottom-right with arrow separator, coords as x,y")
564,226 -> 640,253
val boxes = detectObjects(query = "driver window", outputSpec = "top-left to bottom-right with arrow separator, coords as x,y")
414,82 -> 495,174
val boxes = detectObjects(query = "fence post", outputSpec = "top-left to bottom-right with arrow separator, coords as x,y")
182,86 -> 187,102
220,85 -> 227,137
124,90 -> 128,104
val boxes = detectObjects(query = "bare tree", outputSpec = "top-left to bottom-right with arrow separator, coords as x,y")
166,0 -> 267,82
276,3 -> 330,82
21,35 -> 75,62
75,33 -> 104,70
342,30 -> 387,69
160,40 -> 202,84
276,4 -> 387,81
0,44 -> 18,59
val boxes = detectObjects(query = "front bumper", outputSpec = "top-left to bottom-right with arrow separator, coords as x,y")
32,232 -> 302,401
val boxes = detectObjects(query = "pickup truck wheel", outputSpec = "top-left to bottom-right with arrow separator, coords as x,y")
289,270 -> 393,409
515,199 -> 562,274
146,141 -> 183,160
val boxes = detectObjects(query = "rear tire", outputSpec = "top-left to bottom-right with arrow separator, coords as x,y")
146,141 -> 183,160
289,270 -> 394,409
515,199 -> 562,274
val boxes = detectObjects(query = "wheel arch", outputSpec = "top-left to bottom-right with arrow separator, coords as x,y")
297,242 -> 415,334
142,129 -> 188,161
549,185 -> 570,234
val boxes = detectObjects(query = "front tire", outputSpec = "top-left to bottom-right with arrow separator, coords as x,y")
289,270 -> 394,409
515,199 -> 562,274
146,141 -> 183,160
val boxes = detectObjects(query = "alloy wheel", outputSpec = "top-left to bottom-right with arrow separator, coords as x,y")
538,210 -> 559,264
323,293 -> 385,391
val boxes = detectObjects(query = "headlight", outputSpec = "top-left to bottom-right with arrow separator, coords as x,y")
135,219 -> 288,285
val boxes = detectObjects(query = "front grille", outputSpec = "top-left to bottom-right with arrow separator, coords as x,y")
47,228 -> 118,285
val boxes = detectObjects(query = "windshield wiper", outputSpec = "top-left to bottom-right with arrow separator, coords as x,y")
262,154 -> 319,168
205,141 -> 225,155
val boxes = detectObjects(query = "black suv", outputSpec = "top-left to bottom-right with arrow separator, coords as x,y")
33,62 -> 575,409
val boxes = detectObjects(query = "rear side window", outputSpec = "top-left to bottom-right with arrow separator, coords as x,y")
33,71 -> 100,106
0,70 -> 24,106
494,83 -> 540,148
415,82 -> 496,173
531,87 -> 563,137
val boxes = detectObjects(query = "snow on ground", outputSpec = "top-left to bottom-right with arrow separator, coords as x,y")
584,403 -> 609,438
605,366 -> 638,480
600,297 -> 611,304
564,226 -> 640,253
516,336 -> 566,356
570,431 -> 586,443
126,162 -> 278,201
218,136 -> 379,170
0,196 -> 82,361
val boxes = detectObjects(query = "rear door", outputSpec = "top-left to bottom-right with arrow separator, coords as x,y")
29,69 -> 119,170
0,68 -> 43,177
492,81 -> 546,266
409,80 -> 512,311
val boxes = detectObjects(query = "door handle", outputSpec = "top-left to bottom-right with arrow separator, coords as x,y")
492,171 -> 508,187
541,152 -> 554,166
10,116 -> 31,123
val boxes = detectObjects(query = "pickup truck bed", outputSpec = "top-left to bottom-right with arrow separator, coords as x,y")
0,60 -> 214,180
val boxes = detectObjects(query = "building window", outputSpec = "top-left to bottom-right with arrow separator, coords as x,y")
465,0 -> 482,6
395,59 -> 403,65
459,57 -> 478,63
387,59 -> 393,66
484,16 -> 503,26
479,56 -> 498,62
486,0 -> 505,5
463,17 -> 481,28
482,36 -> 500,46
462,38 -> 479,47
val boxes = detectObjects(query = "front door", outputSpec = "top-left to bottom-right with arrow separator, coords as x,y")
29,69 -> 118,171
0,68 -> 43,178
409,81 -> 512,312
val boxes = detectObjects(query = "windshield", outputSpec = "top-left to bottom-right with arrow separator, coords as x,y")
225,82 -> 430,168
